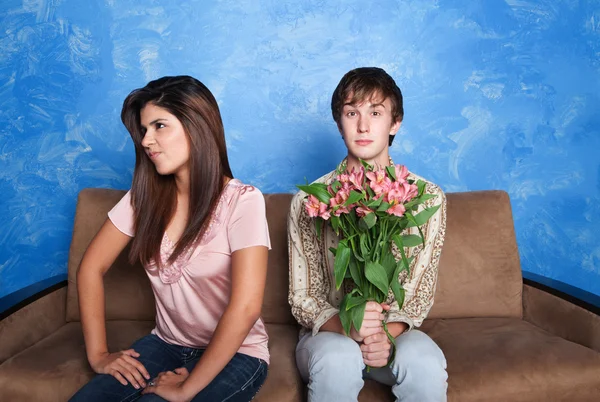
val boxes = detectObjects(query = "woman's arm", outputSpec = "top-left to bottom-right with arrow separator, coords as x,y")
144,244 -> 268,401
77,219 -> 150,388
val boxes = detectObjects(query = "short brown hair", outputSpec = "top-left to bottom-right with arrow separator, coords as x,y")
331,67 -> 404,145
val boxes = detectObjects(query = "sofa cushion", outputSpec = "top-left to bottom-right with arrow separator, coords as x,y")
0,321 -> 303,402
428,191 -> 523,320
66,189 -> 156,322
0,321 -> 155,402
421,317 -> 600,401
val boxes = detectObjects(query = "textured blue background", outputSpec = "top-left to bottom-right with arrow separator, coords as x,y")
1,0 -> 599,299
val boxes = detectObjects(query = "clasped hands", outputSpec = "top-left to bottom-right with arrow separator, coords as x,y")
348,301 -> 393,368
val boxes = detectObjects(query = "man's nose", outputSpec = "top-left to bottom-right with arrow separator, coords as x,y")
358,116 -> 369,133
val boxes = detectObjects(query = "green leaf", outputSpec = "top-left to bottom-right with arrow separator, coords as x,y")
351,301 -> 367,334
365,197 -> 383,209
391,234 -> 412,277
400,234 -> 423,247
359,234 -> 370,259
377,201 -> 391,212
344,190 -> 364,206
334,241 -> 351,290
407,205 -> 441,227
329,246 -> 337,257
404,193 -> 437,210
381,247 -> 396,283
331,215 -> 340,233
349,258 -> 364,289
416,180 -> 427,197
365,261 -> 389,295
360,212 -> 377,230
385,165 -> 396,181
296,183 -> 331,204
391,280 -> 406,310
339,296 -> 352,336
315,218 -> 323,238
346,294 -> 365,310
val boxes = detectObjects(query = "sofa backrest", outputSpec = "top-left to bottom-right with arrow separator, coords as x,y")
66,188 -> 296,325
66,188 -> 523,325
427,190 -> 523,319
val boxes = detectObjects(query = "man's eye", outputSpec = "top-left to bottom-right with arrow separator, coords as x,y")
372,111 -> 381,116
346,111 -> 356,117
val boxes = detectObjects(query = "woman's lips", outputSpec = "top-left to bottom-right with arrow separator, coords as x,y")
148,152 -> 160,159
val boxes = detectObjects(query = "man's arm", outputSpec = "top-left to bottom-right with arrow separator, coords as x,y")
288,192 -> 339,335
385,180 -> 447,330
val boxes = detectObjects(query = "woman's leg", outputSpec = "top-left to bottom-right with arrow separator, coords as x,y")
69,334 -> 182,402
296,331 -> 365,402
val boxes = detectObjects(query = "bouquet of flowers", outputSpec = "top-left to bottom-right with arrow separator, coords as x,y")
298,161 -> 440,354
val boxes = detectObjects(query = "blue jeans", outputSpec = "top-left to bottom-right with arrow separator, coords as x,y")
296,330 -> 447,402
70,334 -> 268,402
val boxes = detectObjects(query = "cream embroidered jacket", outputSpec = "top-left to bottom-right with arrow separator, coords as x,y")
288,161 -> 447,336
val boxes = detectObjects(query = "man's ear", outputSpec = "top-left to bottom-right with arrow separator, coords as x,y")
389,120 -> 402,136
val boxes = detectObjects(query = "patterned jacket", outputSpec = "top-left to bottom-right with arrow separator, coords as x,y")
287,159 -> 447,336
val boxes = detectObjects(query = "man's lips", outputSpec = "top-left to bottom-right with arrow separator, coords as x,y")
355,139 -> 373,146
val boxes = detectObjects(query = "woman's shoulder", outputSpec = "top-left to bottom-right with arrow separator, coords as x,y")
225,179 -> 264,203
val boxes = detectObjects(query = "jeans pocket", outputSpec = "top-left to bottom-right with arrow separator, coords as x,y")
240,358 -> 267,391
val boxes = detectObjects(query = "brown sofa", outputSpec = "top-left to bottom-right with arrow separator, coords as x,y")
1,188 -> 600,401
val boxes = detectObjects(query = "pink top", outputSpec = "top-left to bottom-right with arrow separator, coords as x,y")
108,179 -> 271,363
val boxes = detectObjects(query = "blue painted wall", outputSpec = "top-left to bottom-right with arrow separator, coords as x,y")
1,0 -> 599,299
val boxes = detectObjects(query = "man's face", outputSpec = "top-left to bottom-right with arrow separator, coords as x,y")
338,94 -> 401,167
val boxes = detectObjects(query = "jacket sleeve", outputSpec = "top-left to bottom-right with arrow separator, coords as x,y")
288,192 -> 339,335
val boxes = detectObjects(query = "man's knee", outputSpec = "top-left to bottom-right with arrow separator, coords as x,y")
297,332 -> 364,381
393,330 -> 447,376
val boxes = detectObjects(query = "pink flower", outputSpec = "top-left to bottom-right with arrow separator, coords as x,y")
318,203 -> 331,220
330,187 -> 350,216
305,195 -> 331,220
366,169 -> 392,197
356,205 -> 373,217
348,167 -> 365,191
387,203 -> 406,217
394,164 -> 410,183
387,181 -> 419,205
305,195 -> 322,218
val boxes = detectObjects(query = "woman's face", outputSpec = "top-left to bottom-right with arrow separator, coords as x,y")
140,103 -> 191,178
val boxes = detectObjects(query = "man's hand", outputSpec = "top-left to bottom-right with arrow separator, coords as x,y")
90,349 -> 150,389
360,332 -> 392,368
349,301 -> 385,342
142,367 -> 192,401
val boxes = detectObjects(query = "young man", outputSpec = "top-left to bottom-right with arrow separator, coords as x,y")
288,67 -> 448,401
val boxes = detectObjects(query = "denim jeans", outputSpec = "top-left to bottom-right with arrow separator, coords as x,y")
69,334 -> 268,402
296,329 -> 447,402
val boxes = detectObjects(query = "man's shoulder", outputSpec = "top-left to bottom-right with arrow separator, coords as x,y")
407,170 -> 445,196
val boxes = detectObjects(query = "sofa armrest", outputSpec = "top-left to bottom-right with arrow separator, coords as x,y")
523,282 -> 600,352
0,283 -> 68,363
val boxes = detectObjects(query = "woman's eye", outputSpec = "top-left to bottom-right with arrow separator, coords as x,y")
156,123 -> 165,129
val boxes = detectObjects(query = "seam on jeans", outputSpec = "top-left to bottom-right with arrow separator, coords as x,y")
221,359 -> 266,402
119,389 -> 141,402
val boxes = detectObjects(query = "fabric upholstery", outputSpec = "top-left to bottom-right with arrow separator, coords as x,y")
0,287 -> 66,363
421,317 -> 600,401
2,188 -> 599,402
523,284 -> 600,353
66,189 -> 155,322
428,190 -> 523,320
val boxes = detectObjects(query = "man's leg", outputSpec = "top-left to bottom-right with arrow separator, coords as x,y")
296,331 -> 364,402
366,330 -> 447,402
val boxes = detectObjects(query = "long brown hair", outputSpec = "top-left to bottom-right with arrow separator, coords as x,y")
121,75 -> 233,266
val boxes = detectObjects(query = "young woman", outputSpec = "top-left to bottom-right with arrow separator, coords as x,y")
70,76 -> 270,402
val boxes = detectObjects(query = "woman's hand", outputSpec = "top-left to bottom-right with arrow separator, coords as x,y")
90,349 -> 150,389
142,367 -> 192,402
